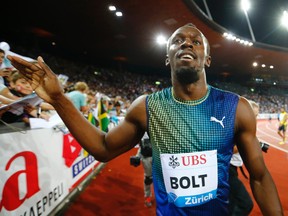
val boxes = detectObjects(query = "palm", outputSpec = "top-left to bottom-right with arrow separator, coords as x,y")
8,56 -> 64,104
30,70 -> 62,103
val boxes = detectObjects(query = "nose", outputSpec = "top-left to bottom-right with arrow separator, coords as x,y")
181,38 -> 193,48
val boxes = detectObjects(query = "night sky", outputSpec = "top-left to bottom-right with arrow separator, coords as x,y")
194,0 -> 288,48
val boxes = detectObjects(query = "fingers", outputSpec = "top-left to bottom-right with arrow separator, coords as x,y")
8,55 -> 39,71
23,104 -> 35,113
7,56 -> 41,81
37,56 -> 56,78
8,55 -> 60,93
8,55 -> 55,78
7,55 -> 44,84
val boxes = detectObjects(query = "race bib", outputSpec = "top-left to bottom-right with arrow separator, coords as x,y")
160,150 -> 218,207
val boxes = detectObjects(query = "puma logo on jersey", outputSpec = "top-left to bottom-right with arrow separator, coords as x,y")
210,116 -> 225,128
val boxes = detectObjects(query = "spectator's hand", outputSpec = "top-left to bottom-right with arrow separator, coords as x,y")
23,104 -> 35,113
40,112 -> 50,121
7,55 -> 64,105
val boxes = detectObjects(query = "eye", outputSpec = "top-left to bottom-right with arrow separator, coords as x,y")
173,38 -> 184,44
192,40 -> 201,45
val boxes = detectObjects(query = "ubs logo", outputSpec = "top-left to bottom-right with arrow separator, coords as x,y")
168,155 -> 180,169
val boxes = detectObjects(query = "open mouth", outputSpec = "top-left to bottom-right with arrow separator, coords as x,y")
177,51 -> 196,61
180,54 -> 194,60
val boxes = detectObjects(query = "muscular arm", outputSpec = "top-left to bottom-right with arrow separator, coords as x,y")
7,55 -> 147,162
234,97 -> 283,215
52,94 -> 147,162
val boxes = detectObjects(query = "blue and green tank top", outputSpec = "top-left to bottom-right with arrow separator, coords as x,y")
146,85 -> 239,216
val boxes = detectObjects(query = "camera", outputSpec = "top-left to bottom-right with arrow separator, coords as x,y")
130,156 -> 141,167
260,141 -> 269,153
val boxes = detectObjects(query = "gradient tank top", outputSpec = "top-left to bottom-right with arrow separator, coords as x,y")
146,85 -> 239,216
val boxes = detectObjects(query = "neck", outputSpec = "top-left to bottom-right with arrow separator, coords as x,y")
172,73 -> 208,101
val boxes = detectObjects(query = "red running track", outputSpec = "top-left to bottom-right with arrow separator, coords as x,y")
239,119 -> 288,215
62,119 -> 288,215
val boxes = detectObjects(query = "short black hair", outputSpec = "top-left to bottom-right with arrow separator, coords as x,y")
166,23 -> 210,55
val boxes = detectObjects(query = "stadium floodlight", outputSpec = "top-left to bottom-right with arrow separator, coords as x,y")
241,0 -> 250,12
115,11 -> 123,17
156,35 -> 167,45
241,0 -> 256,42
108,5 -> 116,11
281,10 -> 288,30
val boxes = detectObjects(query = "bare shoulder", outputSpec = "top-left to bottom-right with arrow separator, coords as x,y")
125,95 -> 148,130
237,96 -> 251,111
235,96 -> 256,132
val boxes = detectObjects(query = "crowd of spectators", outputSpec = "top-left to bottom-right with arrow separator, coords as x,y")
2,43 -> 288,118
212,82 -> 288,114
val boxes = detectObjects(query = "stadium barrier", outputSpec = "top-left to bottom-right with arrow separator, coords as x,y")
0,125 -> 103,216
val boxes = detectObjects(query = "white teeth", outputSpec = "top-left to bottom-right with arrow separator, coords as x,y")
180,54 -> 194,60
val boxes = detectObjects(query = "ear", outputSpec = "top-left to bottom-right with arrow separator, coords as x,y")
165,57 -> 170,66
205,55 -> 211,67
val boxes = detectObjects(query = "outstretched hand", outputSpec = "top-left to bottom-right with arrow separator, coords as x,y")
7,56 -> 64,104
